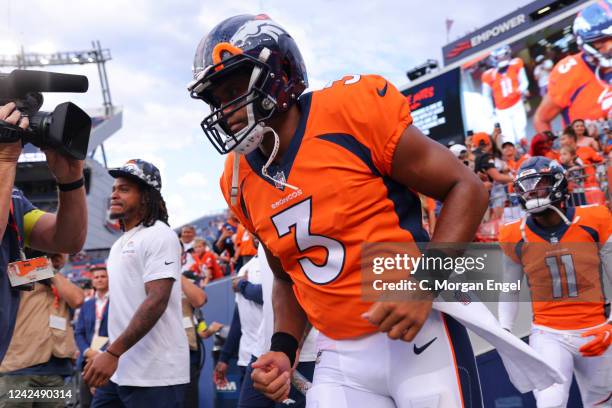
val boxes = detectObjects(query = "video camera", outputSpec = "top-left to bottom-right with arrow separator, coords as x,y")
0,70 -> 91,160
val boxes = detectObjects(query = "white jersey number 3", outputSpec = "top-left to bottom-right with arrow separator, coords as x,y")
271,198 -> 345,284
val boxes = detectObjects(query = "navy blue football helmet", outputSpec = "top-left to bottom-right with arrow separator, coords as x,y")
491,45 -> 512,68
514,156 -> 568,214
188,14 -> 308,155
574,0 -> 612,68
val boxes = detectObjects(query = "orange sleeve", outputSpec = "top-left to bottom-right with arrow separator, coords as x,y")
547,55 -> 580,109
498,222 -> 521,264
335,75 -> 413,176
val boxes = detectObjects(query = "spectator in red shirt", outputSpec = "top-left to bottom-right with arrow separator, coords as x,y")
191,238 -> 224,286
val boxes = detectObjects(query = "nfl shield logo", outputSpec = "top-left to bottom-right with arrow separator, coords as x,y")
273,170 -> 287,191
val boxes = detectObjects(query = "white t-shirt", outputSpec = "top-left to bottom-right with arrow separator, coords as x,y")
254,245 -> 318,361
107,221 -> 189,386
235,257 -> 263,366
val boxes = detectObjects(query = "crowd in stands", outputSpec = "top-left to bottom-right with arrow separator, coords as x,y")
421,118 -> 611,241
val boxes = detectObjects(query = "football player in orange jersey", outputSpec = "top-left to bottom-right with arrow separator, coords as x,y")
188,14 -> 490,408
498,157 -> 612,407
481,45 -> 530,145
534,0 -> 612,133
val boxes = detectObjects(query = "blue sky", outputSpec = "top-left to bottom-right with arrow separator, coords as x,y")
0,0 -> 530,227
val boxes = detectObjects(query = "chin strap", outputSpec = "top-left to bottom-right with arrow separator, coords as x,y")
548,205 -> 572,226
260,127 -> 298,191
230,152 -> 241,206
520,205 -> 575,242
229,128 -> 299,206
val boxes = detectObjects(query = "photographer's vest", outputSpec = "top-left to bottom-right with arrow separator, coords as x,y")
182,297 -> 197,351
0,283 -> 77,372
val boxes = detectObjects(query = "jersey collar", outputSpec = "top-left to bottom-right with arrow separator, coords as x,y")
526,206 -> 575,242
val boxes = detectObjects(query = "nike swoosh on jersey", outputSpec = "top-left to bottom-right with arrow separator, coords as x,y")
413,337 -> 437,355
164,261 -> 174,265
377,81 -> 388,97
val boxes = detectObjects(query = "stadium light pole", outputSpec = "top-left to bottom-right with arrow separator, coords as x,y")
0,41 -> 114,166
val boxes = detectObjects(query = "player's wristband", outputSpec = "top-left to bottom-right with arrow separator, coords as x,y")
57,177 -> 84,192
270,332 -> 299,367
106,349 -> 120,359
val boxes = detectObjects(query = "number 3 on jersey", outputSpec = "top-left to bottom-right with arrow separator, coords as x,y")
271,198 -> 345,284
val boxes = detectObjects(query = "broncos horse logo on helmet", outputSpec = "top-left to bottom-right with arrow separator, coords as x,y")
188,14 -> 308,155
574,0 -> 612,70
514,156 -> 571,223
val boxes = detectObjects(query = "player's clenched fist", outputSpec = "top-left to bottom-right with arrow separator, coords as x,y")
251,351 -> 292,402
362,299 -> 433,342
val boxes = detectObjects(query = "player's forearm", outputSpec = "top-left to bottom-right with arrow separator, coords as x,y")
53,188 -> 88,253
498,255 -> 523,330
498,300 -> 519,331
272,276 -> 308,341
431,177 -> 488,244
533,96 -> 560,133
107,286 -> 171,356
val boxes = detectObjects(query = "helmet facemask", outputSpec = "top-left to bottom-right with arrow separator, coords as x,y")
580,37 -> 612,69
189,53 -> 277,155
515,172 -> 566,214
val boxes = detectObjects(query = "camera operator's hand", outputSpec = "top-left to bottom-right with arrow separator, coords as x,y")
43,149 -> 84,184
0,102 -> 27,163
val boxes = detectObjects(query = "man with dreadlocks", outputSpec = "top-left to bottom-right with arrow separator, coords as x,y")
83,159 -> 189,408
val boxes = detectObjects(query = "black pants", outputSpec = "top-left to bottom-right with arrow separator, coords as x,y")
91,380 -> 186,408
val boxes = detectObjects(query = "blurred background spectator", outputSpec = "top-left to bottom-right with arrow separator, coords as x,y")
180,225 -> 197,272
181,275 -> 207,408
0,253 -> 84,407
75,265 -> 109,408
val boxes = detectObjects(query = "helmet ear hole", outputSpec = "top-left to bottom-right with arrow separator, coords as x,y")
281,57 -> 292,84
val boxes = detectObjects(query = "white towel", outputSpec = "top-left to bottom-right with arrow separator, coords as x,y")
433,300 -> 566,393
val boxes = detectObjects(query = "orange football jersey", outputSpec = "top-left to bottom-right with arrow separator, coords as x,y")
547,52 -> 612,125
220,75 -> 428,340
499,205 -> 611,330
481,58 -> 525,110
235,223 -> 258,257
